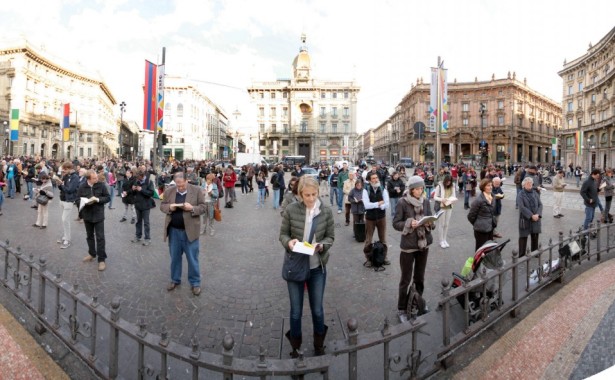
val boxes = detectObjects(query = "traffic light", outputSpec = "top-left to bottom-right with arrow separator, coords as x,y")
419,143 -> 426,156
161,133 -> 167,146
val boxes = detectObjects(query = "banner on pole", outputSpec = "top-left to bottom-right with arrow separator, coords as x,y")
429,67 -> 448,133
62,103 -> 70,141
143,60 -> 158,132
157,64 -> 165,132
10,108 -> 19,141
575,131 -> 583,155
551,137 -> 558,157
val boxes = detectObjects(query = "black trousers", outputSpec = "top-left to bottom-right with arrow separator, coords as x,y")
474,230 -> 494,252
84,220 -> 107,262
518,234 -> 539,257
397,249 -> 429,311
135,208 -> 151,240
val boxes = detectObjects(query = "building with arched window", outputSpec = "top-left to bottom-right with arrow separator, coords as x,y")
248,34 -> 360,164
0,39 -> 117,159
558,26 -> 615,170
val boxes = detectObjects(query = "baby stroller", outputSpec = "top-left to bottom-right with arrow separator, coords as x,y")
451,239 -> 510,323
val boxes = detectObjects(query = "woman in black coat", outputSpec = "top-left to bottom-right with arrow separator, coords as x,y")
467,178 -> 496,251
517,177 -> 543,257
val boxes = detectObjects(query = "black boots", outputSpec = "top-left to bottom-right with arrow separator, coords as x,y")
313,325 -> 328,356
285,330 -> 302,358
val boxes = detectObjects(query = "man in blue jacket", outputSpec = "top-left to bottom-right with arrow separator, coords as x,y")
580,169 -> 601,233
56,162 -> 81,249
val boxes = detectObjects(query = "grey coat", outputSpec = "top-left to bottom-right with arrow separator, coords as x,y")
467,192 -> 496,233
517,188 -> 543,237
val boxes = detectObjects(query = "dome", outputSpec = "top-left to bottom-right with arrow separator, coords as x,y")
292,34 -> 311,81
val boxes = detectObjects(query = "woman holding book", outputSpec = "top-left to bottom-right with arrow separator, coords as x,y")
467,178 -> 496,251
392,175 -> 434,323
433,174 -> 456,249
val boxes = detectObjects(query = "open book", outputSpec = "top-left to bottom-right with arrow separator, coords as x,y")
79,197 -> 97,211
441,196 -> 458,206
417,210 -> 445,226
292,241 -> 316,256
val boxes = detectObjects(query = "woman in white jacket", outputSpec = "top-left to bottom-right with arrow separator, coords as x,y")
433,175 -> 456,248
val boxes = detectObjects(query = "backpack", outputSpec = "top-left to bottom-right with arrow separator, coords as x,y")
364,241 -> 386,271
224,201 -> 234,209
405,284 -> 427,316
514,170 -> 523,185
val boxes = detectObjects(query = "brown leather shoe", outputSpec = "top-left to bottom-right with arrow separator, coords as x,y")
167,283 -> 179,291
82,255 -> 95,262
191,286 -> 201,296
98,262 -> 106,271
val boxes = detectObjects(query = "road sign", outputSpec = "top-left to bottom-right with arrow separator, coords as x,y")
413,122 -> 426,139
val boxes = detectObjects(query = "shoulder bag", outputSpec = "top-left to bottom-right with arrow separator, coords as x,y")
282,214 -> 319,282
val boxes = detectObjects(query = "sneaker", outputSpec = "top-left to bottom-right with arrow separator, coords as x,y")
57,239 -> 63,244
131,238 -> 142,243
40,226 -> 47,229
82,255 -> 95,262
444,241 -> 450,248
142,240 -> 151,246
167,282 -> 179,291
98,261 -> 106,271
398,310 -> 409,323
60,241 -> 71,249
558,214 -> 565,217
209,229 -> 215,236
32,224 -> 40,228
119,217 -> 127,222
337,210 -> 342,214
191,286 -> 202,296
440,241 -> 447,249
130,218 -> 136,224
383,260 -> 391,265
200,229 -> 207,235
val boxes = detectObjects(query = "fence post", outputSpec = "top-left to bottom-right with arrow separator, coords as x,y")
35,257 -> 47,335
596,221 -> 601,262
557,232 -> 564,283
440,278 -> 453,368
510,249 -> 519,318
347,318 -> 358,380
108,297 -> 121,379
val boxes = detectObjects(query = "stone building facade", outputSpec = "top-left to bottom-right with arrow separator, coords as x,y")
558,26 -> 615,171
0,40 -> 117,159
248,35 -> 360,164
367,74 -> 561,167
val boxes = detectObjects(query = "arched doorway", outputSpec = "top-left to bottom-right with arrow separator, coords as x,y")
52,143 -> 59,159
30,144 -> 35,156
40,143 -> 46,157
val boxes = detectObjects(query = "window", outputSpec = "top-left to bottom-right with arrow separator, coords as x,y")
332,107 -> 338,117
320,107 -> 326,116
568,86 -> 573,95
283,92 -> 288,98
343,123 -> 349,133
462,103 -> 469,112
259,107 -> 264,117
591,113 -> 595,123
282,139 -> 289,146
332,92 -> 337,99
87,148 -> 92,157
578,119 -> 582,128
177,123 -> 183,132
344,91 -> 349,99
332,123 -> 338,133
177,104 -> 184,117
320,123 -> 325,133
567,102 -> 573,112
300,120 -> 307,133
87,133 -> 92,142
498,116 -> 504,126
283,124 -> 288,133
462,118 -> 469,126
320,139 -> 327,146
497,100 -> 504,109
321,92 -> 326,99
578,82 -> 583,91
566,136 -> 574,147
271,92 -> 276,99
343,107 -> 350,117
578,70 -> 584,78
259,123 -> 265,133
591,94 -> 596,104
271,124 -> 276,133
283,107 -> 288,117
270,107 -> 276,117
259,93 -> 264,99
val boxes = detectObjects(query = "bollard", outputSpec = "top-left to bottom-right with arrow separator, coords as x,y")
108,297 -> 121,379
347,318 -> 358,380
222,334 -> 234,380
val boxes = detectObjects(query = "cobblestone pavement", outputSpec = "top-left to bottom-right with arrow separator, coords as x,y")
0,174 -> 596,363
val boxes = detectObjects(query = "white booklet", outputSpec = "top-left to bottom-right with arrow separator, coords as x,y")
417,210 -> 445,226
292,241 -> 316,256
442,196 -> 458,206
79,197 -> 97,211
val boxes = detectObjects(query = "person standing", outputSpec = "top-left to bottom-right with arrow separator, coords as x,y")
6,159 -> 16,199
255,171 -> 266,209
120,168 -> 137,224
602,168 -> 614,223
271,167 -> 281,210
131,170 -> 155,246
55,162 -> 80,249
491,177 -> 504,238
337,163 -> 349,214
575,166 -> 583,188
433,175 -> 456,248
328,167 -> 341,212
552,169 -> 567,218
386,171 -> 405,220
517,177 -> 543,257
467,178 -> 496,251
580,169 -> 601,232
78,170 -> 111,271
279,176 -> 335,357
362,172 -> 390,265
392,175 -> 434,323
201,173 -> 218,236
463,167 -> 477,210
348,179 -> 365,226
342,171 -> 356,226
277,165 -> 286,207
33,174 -> 53,229
222,166 -> 236,205
160,172 -> 207,295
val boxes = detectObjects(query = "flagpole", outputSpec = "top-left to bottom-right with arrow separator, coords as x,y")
153,47 -> 165,172
435,56 -> 441,168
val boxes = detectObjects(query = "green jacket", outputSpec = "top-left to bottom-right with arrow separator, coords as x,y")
337,169 -> 349,189
279,200 -> 335,265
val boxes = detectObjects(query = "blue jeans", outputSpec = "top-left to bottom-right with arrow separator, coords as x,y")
168,227 -> 201,286
287,267 -> 327,338
257,188 -> 265,206
273,189 -> 280,209
336,188 -> 343,211
241,179 -> 248,194
7,177 -> 15,198
26,181 -> 34,199
116,180 -> 124,196
425,186 -> 433,199
107,184 -> 114,208
0,188 -> 4,210
464,190 -> 471,207
584,206 -> 596,231
390,197 -> 399,219
330,187 -> 339,206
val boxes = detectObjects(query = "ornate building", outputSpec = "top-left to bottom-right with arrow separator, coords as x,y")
558,26 -> 615,170
368,74 -> 561,166
248,35 -> 360,163
0,40 -> 117,159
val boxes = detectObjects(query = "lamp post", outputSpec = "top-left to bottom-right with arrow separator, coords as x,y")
479,103 -> 486,165
119,101 -> 126,159
2,121 -> 7,157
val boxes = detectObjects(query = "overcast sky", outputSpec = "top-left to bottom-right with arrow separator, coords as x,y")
1,0 -> 614,134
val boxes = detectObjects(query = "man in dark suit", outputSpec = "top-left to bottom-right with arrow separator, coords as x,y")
160,172 -> 207,295
131,170 -> 155,246
78,170 -> 111,271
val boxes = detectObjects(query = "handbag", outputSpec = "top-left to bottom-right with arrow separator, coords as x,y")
282,214 -> 319,282
36,194 -> 49,205
214,205 -> 222,222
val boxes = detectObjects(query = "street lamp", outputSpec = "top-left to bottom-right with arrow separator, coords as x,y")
119,101 -> 126,159
479,103 -> 486,165
2,121 -> 7,157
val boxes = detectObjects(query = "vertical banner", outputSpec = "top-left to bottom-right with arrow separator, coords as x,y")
551,137 -> 558,157
10,108 -> 19,141
62,103 -> 70,141
575,131 -> 583,156
143,60 -> 158,131
439,67 -> 448,133
429,68 -> 437,133
157,64 -> 165,132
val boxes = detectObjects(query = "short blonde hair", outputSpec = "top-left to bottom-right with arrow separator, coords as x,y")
296,176 -> 319,196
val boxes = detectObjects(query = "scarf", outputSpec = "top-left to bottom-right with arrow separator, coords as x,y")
402,194 -> 428,250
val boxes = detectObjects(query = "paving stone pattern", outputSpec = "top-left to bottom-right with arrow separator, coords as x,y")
0,175 -> 591,360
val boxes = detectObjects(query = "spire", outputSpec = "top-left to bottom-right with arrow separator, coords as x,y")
293,33 -> 311,81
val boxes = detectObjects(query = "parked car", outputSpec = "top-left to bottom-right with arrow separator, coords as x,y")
301,167 -> 319,181
234,168 -> 242,186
